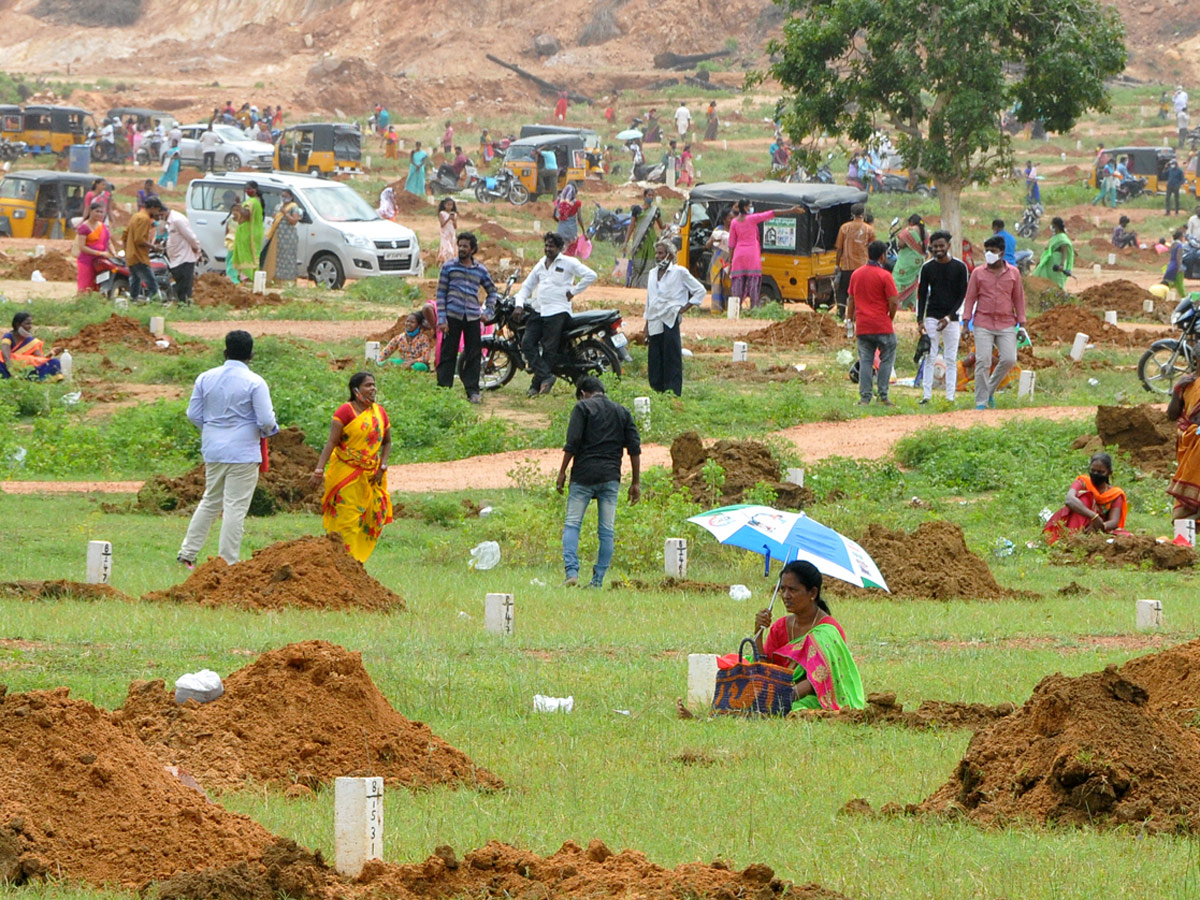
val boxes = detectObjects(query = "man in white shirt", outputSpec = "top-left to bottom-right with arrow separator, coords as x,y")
1175,86 -> 1189,115
178,331 -> 278,567
199,126 -> 222,172
643,239 -> 704,396
1179,108 -> 1191,151
163,204 -> 202,304
674,103 -> 692,139
1188,205 -> 1200,242
514,232 -> 597,397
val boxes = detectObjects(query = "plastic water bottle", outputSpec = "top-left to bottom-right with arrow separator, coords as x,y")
59,349 -> 72,379
993,537 -> 1015,558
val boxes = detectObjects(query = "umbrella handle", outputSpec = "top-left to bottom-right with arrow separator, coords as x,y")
754,576 -> 783,643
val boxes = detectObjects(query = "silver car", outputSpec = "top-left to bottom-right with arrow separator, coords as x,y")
163,124 -> 274,171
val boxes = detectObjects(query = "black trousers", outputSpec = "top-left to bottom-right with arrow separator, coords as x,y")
521,311 -> 569,390
436,316 -> 481,394
128,262 -> 157,301
647,317 -> 683,396
1167,186 -> 1181,214
835,268 -> 854,318
170,261 -> 195,302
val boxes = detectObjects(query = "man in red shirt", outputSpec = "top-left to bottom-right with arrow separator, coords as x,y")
846,240 -> 899,407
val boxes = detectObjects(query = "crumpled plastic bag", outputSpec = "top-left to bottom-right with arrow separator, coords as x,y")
30,270 -> 45,282
469,540 -> 501,570
174,669 -> 224,704
533,694 -> 574,713
729,584 -> 752,601
836,348 -> 854,366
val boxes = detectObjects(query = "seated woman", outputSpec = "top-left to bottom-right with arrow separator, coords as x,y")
1043,452 -> 1130,543
1,312 -> 62,381
379,312 -> 433,371
1112,215 -> 1138,249
750,560 -> 865,711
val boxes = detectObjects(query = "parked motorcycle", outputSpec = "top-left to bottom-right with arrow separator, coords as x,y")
1139,295 -> 1198,394
430,161 -> 472,194
95,251 -> 176,303
872,172 -> 936,197
587,203 -> 632,244
0,139 -> 27,161
461,275 -> 628,390
473,167 -> 529,205
1182,237 -> 1200,280
1015,203 -> 1043,240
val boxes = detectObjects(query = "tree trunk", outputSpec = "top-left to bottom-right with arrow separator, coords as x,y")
936,180 -> 965,262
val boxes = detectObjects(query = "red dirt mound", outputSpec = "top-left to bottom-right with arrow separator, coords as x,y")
57,313 -> 182,354
670,431 -> 813,508
0,580 -> 129,601
918,666 -> 1200,831
5,251 -> 76,282
850,521 -> 1018,600
1027,305 -> 1155,347
1052,533 -> 1194,570
142,534 -> 405,612
0,686 -> 276,888
1095,403 -> 1175,475
1076,280 -> 1160,320
1120,637 -> 1200,726
794,691 -> 1015,731
136,426 -> 320,515
739,311 -> 843,349
705,360 -> 818,383
115,640 -> 501,793
193,274 -> 286,309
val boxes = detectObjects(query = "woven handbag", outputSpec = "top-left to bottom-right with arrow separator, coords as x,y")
712,638 -> 795,716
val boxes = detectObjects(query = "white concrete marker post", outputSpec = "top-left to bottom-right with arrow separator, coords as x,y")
1018,370 -> 1036,399
1175,519 -> 1197,547
484,592 -> 514,636
334,777 -> 384,878
1136,599 -> 1163,630
686,653 -> 718,709
1092,263 -> 1102,278
533,219 -> 541,233
785,467 -> 805,486
726,298 -> 741,319
732,341 -> 748,362
1104,311 -> 1118,325
664,538 -> 688,579
149,316 -> 165,336
252,271 -> 266,294
1144,299 -> 1156,314
86,540 -> 112,585
364,341 -> 381,363
1070,333 -> 1089,361
633,396 -> 650,431
1107,253 -> 1117,266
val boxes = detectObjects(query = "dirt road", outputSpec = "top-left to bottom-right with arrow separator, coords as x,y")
1,404 -> 1094,496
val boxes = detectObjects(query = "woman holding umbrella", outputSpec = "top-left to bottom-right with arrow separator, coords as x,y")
750,560 -> 865,711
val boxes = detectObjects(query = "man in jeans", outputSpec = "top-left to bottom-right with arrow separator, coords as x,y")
163,201 -> 201,304
556,376 -> 641,588
846,240 -> 898,407
178,331 -> 278,567
963,234 -> 1027,410
514,232 -> 597,397
435,231 -> 498,404
122,196 -> 163,302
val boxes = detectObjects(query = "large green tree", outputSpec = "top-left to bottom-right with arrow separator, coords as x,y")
763,0 -> 1126,245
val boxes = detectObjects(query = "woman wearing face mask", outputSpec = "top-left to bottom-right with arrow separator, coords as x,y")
311,372 -> 394,562
379,312 -> 434,371
891,213 -> 927,308
727,198 -> 804,308
0,312 -> 62,381
1043,452 -> 1130,543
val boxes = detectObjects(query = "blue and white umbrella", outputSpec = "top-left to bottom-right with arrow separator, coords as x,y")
687,504 -> 889,591
615,128 -> 643,141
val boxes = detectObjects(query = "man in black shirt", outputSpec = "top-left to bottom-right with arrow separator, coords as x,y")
556,376 -> 642,587
916,230 -> 969,405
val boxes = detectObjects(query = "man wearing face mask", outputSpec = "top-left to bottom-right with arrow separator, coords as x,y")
643,239 -> 705,396
915,230 -> 968,405
963,235 -> 1026,410
514,232 -> 598,397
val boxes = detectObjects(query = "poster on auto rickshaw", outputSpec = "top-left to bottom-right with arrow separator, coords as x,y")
762,216 -> 798,252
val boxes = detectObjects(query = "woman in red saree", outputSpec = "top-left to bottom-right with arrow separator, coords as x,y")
1043,452 -> 1129,543
1168,375 -> 1200,519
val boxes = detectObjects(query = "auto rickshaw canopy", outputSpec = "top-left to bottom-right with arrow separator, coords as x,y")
283,123 -> 363,160
519,124 -> 601,147
23,106 -> 93,132
106,107 -> 179,130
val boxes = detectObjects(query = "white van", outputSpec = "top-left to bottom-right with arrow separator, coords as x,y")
186,171 -> 419,288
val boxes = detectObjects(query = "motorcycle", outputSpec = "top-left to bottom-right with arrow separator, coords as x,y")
1185,237 -> 1200,280
872,172 -> 936,196
1139,295 -> 1198,394
473,167 -> 529,205
1116,176 -> 1147,204
1015,203 -> 1043,240
0,139 -> 27,161
462,275 -> 628,390
430,160 -> 472,194
587,203 -> 632,244
95,250 -> 177,304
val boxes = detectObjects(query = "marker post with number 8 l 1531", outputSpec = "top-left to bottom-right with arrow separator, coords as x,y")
334,776 -> 384,877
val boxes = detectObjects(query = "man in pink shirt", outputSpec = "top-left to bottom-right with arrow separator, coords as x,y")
963,234 -> 1027,409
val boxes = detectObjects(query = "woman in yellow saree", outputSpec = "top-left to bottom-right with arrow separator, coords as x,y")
312,372 -> 393,562
1168,375 -> 1200,520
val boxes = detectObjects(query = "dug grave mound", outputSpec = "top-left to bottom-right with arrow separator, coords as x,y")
739,310 -> 843,350
0,686 -> 276,889
136,426 -> 321,515
115,640 -> 501,793
57,313 -> 183,354
1095,402 -> 1175,476
670,431 -> 813,508
142,533 -> 405,612
1076,280 -> 1162,321
6,251 -> 76,281
1027,305 -> 1155,347
917,666 -> 1200,832
1052,533 -> 1194,570
794,691 -> 1015,731
1119,637 -> 1200,726
193,274 -> 286,309
848,521 -> 1020,600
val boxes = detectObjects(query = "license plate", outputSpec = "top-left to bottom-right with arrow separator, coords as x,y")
384,252 -> 404,261
97,272 -> 111,286
611,332 -> 628,349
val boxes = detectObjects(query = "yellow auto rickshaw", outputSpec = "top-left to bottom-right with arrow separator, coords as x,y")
679,182 -> 868,304
0,105 -> 22,143
274,123 -> 362,175
1088,145 -> 1182,194
503,134 -> 588,200
0,170 -> 94,238
518,124 -> 604,176
21,105 -> 95,155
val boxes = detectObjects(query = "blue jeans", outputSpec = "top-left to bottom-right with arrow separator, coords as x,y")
856,332 -> 897,402
562,480 -> 620,585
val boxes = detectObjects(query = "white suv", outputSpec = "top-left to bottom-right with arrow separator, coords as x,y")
186,172 -> 420,288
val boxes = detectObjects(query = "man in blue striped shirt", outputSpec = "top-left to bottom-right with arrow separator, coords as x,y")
435,231 -> 498,403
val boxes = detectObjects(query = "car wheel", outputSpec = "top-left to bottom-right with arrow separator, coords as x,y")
223,152 -> 241,171
309,253 -> 345,290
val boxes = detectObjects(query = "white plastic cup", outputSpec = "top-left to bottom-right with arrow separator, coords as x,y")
785,467 -> 805,486
86,540 -> 112,584
334,777 -> 384,878
1135,599 -> 1163,630
1018,370 -> 1036,399
726,298 -> 741,319
1175,519 -> 1197,546
1070,332 -> 1089,361
149,315 -> 165,336
484,592 -> 514,635
686,653 -> 718,709
732,341 -> 748,362
1107,253 -> 1117,266
364,341 -> 381,362
1104,310 -> 1117,325
664,538 -> 688,579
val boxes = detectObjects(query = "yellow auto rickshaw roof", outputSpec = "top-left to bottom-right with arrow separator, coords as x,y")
0,170 -> 96,186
